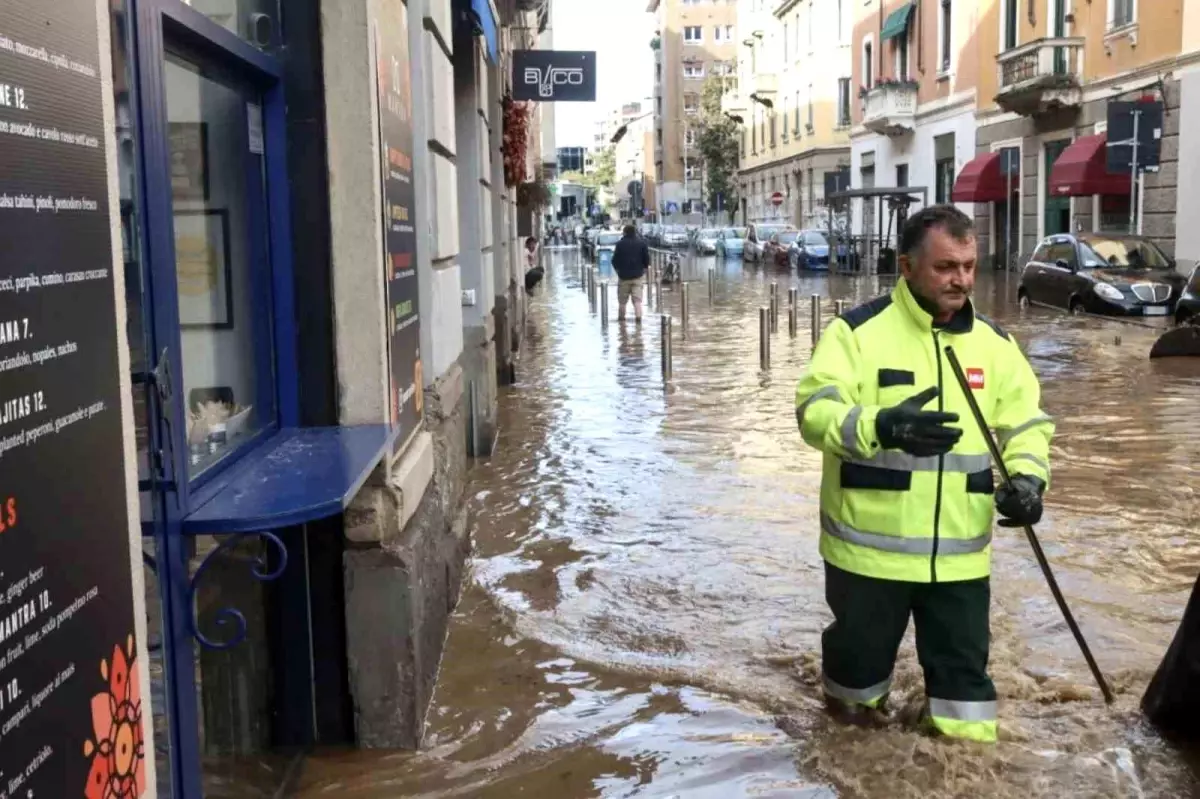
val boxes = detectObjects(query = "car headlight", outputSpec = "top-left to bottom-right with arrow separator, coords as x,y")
1094,283 -> 1125,301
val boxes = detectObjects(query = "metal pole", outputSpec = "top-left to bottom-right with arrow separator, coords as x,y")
943,346 -> 1114,704
681,282 -> 690,328
759,306 -> 771,370
1129,109 -> 1141,235
708,267 -> 715,301
769,281 -> 779,333
600,281 -> 609,328
788,287 -> 798,337
661,314 -> 673,380
834,299 -> 847,316
589,268 -> 597,311
810,293 -> 822,344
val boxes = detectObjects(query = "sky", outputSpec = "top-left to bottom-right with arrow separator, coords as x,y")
551,0 -> 655,147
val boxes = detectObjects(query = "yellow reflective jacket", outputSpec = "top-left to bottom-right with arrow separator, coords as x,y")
795,278 -> 1054,583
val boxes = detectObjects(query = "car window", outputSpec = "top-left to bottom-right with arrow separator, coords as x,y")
1079,237 -> 1171,269
597,233 -> 621,245
1031,242 -> 1052,262
1189,268 -> 1200,293
725,228 -> 746,238
803,232 -> 829,246
701,229 -> 720,237
1045,241 -> 1077,268
777,231 -> 800,244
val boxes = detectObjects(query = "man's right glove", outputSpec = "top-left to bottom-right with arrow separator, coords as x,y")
994,474 -> 1046,527
875,386 -> 962,457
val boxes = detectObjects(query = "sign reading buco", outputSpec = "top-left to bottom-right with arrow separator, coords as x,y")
512,50 -> 597,103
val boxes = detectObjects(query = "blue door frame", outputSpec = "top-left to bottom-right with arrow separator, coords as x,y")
129,1 -> 298,795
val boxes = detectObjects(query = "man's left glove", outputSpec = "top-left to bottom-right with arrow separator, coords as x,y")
995,474 -> 1046,527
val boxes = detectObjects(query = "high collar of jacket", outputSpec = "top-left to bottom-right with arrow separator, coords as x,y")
893,277 -> 976,334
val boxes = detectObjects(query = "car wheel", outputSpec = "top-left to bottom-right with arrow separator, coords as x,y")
1068,298 -> 1084,315
1176,309 -> 1193,327
1017,290 -> 1030,310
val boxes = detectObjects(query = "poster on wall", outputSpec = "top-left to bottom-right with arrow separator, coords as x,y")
0,1 -> 147,797
373,0 -> 423,453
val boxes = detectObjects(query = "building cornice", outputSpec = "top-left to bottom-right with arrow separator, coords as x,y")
737,144 -> 852,176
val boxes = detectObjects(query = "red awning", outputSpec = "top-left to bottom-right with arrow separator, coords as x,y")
1048,134 -> 1131,197
950,152 -> 1009,203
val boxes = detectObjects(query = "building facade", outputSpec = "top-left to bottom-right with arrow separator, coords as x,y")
847,0 -> 982,250
43,0 -> 552,795
558,145 -> 587,173
732,0 -> 853,226
648,0 -> 739,214
960,0 -> 1184,269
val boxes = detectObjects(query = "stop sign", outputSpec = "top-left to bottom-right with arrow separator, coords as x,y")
771,191 -> 784,206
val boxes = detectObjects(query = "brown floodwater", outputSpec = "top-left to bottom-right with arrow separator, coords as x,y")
294,248 -> 1200,798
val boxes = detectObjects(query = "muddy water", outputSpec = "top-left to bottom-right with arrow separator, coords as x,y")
295,249 -> 1200,797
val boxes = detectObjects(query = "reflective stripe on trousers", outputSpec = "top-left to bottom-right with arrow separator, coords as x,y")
823,674 -> 891,708
821,513 -> 992,556
928,698 -> 998,743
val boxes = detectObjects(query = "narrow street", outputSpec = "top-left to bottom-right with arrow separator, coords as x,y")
295,248 -> 1200,797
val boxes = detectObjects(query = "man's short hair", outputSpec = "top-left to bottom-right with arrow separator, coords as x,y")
899,204 -> 975,257
623,224 -> 637,237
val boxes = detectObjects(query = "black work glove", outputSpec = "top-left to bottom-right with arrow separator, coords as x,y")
875,386 -> 962,457
995,474 -> 1046,527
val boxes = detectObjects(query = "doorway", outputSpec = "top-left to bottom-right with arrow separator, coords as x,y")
1044,139 -> 1072,236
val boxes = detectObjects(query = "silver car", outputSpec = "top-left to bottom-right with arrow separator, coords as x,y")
695,228 -> 721,255
660,225 -> 689,248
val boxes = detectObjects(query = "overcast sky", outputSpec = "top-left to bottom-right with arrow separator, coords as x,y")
551,0 -> 655,147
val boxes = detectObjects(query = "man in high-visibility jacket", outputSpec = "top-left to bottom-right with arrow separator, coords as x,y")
795,205 -> 1053,743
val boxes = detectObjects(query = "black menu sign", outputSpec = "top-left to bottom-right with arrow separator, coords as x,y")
374,0 -> 423,451
0,3 -> 145,798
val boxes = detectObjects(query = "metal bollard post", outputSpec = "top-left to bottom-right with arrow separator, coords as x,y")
661,314 -> 673,380
788,287 -> 798,337
681,282 -> 690,328
708,268 -> 715,301
810,294 -> 822,345
589,269 -> 598,312
834,299 -> 847,316
600,282 -> 609,328
769,282 -> 779,333
759,307 -> 771,370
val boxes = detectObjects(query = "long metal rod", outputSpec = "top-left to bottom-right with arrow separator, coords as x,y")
810,294 -> 822,345
759,306 -> 770,369
769,282 -> 779,333
944,345 -> 1114,705
681,282 -> 690,328
708,267 -> 715,301
661,314 -> 673,380
600,281 -> 609,328
788,288 -> 798,337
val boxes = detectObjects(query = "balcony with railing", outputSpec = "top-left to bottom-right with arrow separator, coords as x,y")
995,37 -> 1084,116
862,81 -> 917,136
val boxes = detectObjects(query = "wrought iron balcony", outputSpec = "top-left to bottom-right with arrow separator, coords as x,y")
862,82 -> 917,136
995,37 -> 1084,116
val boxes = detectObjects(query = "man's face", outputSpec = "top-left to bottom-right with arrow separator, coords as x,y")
900,226 -> 977,320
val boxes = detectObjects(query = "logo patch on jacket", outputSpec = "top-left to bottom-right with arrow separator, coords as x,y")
967,368 -> 985,390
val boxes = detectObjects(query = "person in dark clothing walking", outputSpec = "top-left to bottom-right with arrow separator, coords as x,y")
612,224 -> 650,322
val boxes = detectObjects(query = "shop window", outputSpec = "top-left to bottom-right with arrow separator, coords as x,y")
935,158 -> 955,203
896,163 -> 909,187
166,55 -> 278,476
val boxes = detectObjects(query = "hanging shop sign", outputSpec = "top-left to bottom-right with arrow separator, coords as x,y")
512,50 -> 597,102
374,0 -> 423,452
0,1 -> 149,796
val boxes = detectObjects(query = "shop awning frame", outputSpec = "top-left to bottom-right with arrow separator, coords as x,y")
1048,134 -> 1133,198
881,2 -> 915,41
951,152 -> 1012,203
466,0 -> 500,63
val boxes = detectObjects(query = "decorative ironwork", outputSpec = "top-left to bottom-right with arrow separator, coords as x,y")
187,531 -> 288,651
1001,51 -> 1038,87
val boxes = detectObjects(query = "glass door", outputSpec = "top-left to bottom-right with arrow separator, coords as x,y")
1044,139 -> 1072,237
130,1 -> 294,795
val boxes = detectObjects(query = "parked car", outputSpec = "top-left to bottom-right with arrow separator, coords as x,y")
1017,233 -> 1185,317
788,230 -> 835,270
594,231 -> 622,268
763,230 -> 801,266
694,228 -> 722,255
1174,266 -> 1200,325
743,223 -> 794,262
717,227 -> 747,258
659,224 -> 690,248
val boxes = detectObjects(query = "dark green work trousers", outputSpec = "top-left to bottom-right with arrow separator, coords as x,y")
821,561 -> 998,741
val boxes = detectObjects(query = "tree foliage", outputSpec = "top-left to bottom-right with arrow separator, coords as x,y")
591,145 -> 616,190
697,76 -> 740,215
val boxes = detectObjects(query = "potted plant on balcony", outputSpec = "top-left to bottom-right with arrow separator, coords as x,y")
517,170 -> 553,209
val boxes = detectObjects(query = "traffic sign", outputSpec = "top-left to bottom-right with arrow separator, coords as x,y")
771,191 -> 784,207
1106,99 -> 1163,172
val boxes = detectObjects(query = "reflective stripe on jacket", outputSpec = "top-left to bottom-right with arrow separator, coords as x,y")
795,278 -> 1054,583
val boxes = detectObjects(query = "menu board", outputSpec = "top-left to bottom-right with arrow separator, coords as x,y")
374,0 -> 423,452
0,2 -> 145,797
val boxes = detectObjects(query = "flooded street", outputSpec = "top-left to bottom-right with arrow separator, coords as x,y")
296,248 -> 1200,797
